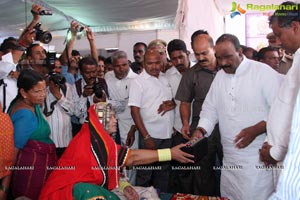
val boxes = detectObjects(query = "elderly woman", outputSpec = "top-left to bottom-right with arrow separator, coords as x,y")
39,102 -> 194,200
8,69 -> 57,200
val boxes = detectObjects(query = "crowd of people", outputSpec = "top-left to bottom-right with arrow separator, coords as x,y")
0,1 -> 300,200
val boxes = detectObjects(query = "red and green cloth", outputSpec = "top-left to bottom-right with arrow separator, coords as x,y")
39,105 -> 130,200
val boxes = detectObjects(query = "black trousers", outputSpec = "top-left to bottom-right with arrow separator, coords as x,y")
136,137 -> 172,193
168,126 -> 223,196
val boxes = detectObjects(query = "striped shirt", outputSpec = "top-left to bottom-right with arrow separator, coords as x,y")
269,88 -> 300,200
44,83 -> 77,147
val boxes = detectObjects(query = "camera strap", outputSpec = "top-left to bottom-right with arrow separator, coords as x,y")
43,99 -> 58,117
0,79 -> 7,112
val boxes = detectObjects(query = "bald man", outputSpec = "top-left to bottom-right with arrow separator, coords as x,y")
129,50 -> 175,192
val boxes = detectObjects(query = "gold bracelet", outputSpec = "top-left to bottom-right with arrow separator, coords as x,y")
143,134 -> 151,141
157,148 -> 172,162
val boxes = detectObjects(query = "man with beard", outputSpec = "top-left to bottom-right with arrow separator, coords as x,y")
129,49 -> 175,192
194,33 -> 282,200
175,30 -> 222,196
105,50 -> 138,184
131,42 -> 147,74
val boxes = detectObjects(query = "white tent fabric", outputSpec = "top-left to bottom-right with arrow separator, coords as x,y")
0,0 -> 178,39
176,0 -> 224,47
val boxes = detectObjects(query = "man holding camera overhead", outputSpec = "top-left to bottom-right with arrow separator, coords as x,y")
59,21 -> 106,137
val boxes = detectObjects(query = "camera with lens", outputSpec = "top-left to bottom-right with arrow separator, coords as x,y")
93,79 -> 104,99
34,22 -> 52,44
48,71 -> 67,96
48,72 -> 66,87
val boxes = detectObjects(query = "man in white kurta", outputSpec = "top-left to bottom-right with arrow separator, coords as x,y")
268,84 -> 300,200
259,3 -> 300,188
196,34 -> 282,200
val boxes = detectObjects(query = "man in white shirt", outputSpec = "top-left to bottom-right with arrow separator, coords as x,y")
194,34 -> 282,200
0,29 -> 36,112
260,1 -> 300,189
0,52 -> 18,113
105,51 -> 138,147
105,51 -> 138,184
44,58 -> 77,158
129,50 -> 175,192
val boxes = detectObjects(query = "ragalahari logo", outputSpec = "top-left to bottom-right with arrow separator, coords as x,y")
230,2 -> 246,18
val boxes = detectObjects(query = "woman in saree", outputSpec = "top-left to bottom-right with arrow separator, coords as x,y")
8,69 -> 57,200
39,102 -> 194,200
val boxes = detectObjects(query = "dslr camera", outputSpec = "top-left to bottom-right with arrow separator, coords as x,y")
34,22 -> 52,44
48,71 -> 67,95
93,79 -> 104,99
48,72 -> 66,87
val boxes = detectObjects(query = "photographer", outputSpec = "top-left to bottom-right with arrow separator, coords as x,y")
26,43 -> 48,75
73,56 -> 109,136
43,57 -> 78,158
59,21 -> 97,85
0,4 -> 40,113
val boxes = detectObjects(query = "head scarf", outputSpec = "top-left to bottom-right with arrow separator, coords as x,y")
39,102 -> 131,199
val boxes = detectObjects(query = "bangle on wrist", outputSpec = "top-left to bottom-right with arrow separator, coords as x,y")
143,134 -> 151,141
17,40 -> 28,48
119,180 -> 131,193
0,185 -> 8,194
157,148 -> 172,162
16,40 -> 28,51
